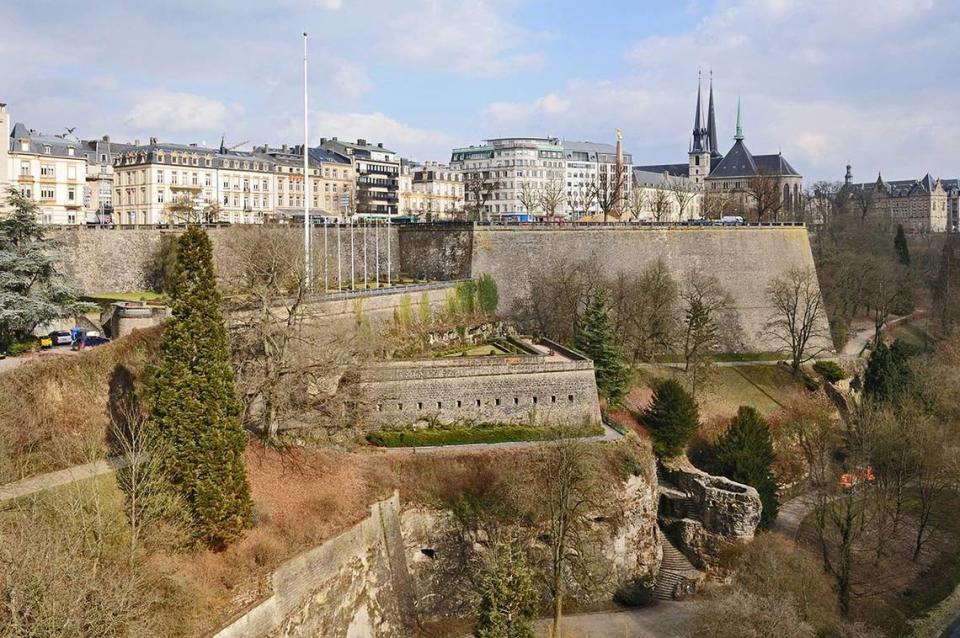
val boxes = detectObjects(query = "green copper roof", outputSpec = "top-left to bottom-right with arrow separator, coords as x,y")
735,98 -> 744,141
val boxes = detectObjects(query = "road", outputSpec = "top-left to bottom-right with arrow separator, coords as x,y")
0,346 -> 78,375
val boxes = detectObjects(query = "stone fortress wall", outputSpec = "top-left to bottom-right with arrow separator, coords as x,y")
51,225 -> 400,294
360,337 -> 602,429
399,224 -> 833,353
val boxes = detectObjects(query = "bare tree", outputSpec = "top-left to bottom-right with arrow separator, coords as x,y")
764,267 -> 830,375
748,169 -> 783,223
464,171 -> 495,221
702,189 -> 733,220
517,181 -> 542,219
626,187 -> 647,221
668,176 -> 698,221
540,177 -> 567,219
850,187 -> 876,225
607,259 -> 678,362
222,227 -> 369,440
587,168 -> 627,223
569,184 -> 597,220
650,185 -> 673,222
532,436 -> 613,638
679,269 -> 741,396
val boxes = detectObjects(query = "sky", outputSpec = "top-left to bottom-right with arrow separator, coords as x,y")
2,0 -> 959,182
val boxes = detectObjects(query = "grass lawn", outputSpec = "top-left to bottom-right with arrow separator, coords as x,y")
366,422 -> 603,448
439,343 -> 511,357
887,319 -> 933,350
652,351 -> 785,363
629,364 -> 802,419
796,490 -> 960,636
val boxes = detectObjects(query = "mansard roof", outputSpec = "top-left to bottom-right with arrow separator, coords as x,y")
563,140 -> 633,165
632,163 -> 689,179
754,154 -> 800,177
8,122 -> 84,158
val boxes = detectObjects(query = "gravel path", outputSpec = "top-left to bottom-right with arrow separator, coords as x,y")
378,423 -> 623,455
0,457 -> 130,504
532,603 -> 699,638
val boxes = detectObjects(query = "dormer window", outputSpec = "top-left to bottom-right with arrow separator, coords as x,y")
67,148 -> 75,156
43,145 -> 52,154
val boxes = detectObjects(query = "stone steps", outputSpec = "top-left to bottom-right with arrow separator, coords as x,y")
654,532 -> 703,601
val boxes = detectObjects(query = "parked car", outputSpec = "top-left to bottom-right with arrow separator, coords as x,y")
38,335 -> 53,349
48,330 -> 73,346
720,215 -> 745,226
72,335 -> 110,350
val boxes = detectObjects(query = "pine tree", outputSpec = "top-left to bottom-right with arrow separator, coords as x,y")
473,544 -> 539,638
0,187 -> 90,347
574,289 -> 630,406
894,224 -> 910,266
149,226 -> 252,548
641,379 -> 700,457
711,406 -> 779,529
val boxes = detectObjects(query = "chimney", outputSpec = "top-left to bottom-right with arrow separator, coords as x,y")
378,142 -> 384,148
320,137 -> 326,145
357,138 -> 367,146
149,137 -> 157,145
332,136 -> 338,141
134,139 -> 140,146
282,144 -> 288,152
102,134 -> 110,142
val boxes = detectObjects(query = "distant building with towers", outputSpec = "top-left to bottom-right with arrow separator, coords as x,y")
846,164 -> 954,233
634,73 -> 803,219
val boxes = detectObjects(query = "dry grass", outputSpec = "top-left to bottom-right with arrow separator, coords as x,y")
0,327 -> 162,483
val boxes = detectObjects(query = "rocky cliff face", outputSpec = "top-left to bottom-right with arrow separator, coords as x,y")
400,454 -> 662,623
657,457 -> 761,570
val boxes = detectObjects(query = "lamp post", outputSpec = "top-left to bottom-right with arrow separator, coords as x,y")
302,32 -> 311,289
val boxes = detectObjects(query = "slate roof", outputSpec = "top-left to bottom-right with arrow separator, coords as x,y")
563,140 -> 633,164
8,122 -> 84,158
707,139 -> 757,178
632,163 -> 690,178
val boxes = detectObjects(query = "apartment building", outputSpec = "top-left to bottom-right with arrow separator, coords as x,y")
450,137 -> 565,219
258,144 -> 354,219
80,135 -> 135,223
410,162 -> 463,219
2,106 -> 89,224
318,137 -> 399,216
562,139 -> 632,218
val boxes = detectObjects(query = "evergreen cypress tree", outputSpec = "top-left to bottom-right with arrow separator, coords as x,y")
149,226 -> 252,548
711,406 -> 779,529
574,289 -> 630,406
894,224 -> 910,266
473,544 -> 539,638
863,339 -> 914,404
641,379 -> 700,457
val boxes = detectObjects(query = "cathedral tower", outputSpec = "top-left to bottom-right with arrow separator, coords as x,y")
688,72 -> 710,185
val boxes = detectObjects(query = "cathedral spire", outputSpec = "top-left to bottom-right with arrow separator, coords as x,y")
734,97 -> 744,141
691,70 -> 707,153
707,71 -> 719,155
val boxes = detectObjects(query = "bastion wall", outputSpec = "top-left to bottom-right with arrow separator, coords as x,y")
399,225 -> 833,353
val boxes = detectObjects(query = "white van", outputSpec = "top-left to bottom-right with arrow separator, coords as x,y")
720,215 -> 745,226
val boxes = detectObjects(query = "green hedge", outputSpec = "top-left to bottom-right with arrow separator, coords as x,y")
813,360 -> 847,383
367,422 -> 602,448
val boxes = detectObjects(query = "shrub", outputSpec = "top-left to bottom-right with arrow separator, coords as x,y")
801,372 -> 821,392
813,360 -> 846,383
366,422 -> 602,448
476,273 -> 499,315
614,575 -> 655,607
474,544 -> 539,638
640,379 -> 700,457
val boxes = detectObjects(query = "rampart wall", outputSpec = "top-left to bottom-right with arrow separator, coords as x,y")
213,492 -> 416,638
399,225 -> 832,353
360,342 -> 601,429
51,225 -> 400,294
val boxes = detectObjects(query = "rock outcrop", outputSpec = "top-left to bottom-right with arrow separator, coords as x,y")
657,456 -> 761,570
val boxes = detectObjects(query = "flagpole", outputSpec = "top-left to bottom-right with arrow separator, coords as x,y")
302,32 -> 311,289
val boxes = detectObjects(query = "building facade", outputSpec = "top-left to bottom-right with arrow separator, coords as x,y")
450,137 -> 566,219
318,138 -> 399,217
4,114 -> 88,225
849,171 -> 950,233
634,76 -> 803,220
562,138 -> 632,218
409,162 -> 464,220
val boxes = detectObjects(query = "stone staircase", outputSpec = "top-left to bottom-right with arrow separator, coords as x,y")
654,532 -> 704,600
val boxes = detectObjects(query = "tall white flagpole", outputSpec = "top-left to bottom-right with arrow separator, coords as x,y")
303,32 -> 311,290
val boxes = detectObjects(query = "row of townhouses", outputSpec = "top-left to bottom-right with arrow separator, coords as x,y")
2,78 -> 956,230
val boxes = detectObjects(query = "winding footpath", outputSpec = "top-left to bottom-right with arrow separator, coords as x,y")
0,456 -> 130,504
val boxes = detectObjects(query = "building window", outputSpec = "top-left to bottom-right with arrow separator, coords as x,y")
19,162 -> 29,176
40,188 -> 55,200
67,188 -> 75,201
43,145 -> 52,154
157,172 -> 164,184
40,164 -> 55,177
568,395 -> 574,403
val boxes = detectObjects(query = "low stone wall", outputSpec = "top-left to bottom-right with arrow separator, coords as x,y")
658,457 -> 761,569
213,492 -> 416,638
359,341 -> 602,429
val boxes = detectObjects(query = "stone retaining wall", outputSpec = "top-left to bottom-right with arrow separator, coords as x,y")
213,492 -> 416,638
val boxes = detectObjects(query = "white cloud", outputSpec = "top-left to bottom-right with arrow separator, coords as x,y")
124,91 -> 237,134
372,0 -> 545,77
329,61 -> 373,100
483,0 -> 960,181
302,111 -> 455,161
